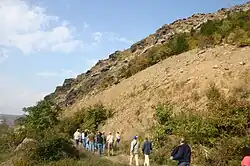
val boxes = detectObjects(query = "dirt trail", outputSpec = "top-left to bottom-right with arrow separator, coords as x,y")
77,143 -> 146,166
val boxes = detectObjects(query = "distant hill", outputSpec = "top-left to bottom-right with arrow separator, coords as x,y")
0,114 -> 24,126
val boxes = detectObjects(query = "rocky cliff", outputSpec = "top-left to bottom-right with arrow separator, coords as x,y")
44,2 -> 250,111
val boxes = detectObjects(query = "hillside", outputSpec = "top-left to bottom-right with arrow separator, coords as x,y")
44,2 -> 250,110
67,45 -> 250,138
41,1 -> 250,139
2,2 -> 250,166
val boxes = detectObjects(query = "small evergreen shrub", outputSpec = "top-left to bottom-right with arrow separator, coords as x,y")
168,33 -> 189,55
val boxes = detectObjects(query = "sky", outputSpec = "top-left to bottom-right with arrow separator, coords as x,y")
0,0 -> 248,115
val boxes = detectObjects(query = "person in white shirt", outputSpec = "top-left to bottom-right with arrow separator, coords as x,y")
129,136 -> 140,166
73,129 -> 81,147
107,132 -> 114,156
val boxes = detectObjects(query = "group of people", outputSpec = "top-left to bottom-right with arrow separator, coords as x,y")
73,129 -> 121,157
73,128 -> 250,166
129,136 -> 191,166
74,128 -> 191,166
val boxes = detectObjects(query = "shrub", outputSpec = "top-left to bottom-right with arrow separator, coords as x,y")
200,20 -> 222,36
99,75 -> 114,90
197,35 -> 215,49
58,103 -> 113,136
123,55 -> 149,78
218,20 -> 233,37
187,37 -> 199,49
58,117 -> 81,137
152,82 -> 250,164
213,32 -> 223,44
0,123 -> 12,162
23,100 -> 62,138
14,116 -> 26,126
81,103 -> 113,131
206,84 -> 250,136
154,103 -> 173,125
147,45 -> 171,65
205,83 -> 221,101
174,114 -> 219,145
151,146 -> 176,166
168,33 -> 189,55
210,137 -> 250,166
33,133 -> 79,162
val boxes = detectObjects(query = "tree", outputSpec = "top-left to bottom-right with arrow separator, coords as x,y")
23,100 -> 62,137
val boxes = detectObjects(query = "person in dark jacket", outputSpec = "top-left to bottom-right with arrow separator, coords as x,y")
142,137 -> 152,166
96,132 -> 103,157
170,138 -> 191,166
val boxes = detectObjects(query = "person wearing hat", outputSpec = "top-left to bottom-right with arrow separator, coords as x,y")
170,137 -> 191,166
129,136 -> 140,166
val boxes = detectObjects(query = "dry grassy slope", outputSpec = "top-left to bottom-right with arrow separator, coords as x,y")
65,45 -> 250,140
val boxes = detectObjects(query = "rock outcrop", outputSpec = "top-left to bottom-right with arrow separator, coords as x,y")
15,138 -> 36,152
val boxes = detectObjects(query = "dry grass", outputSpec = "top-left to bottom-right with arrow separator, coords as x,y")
64,46 -> 250,140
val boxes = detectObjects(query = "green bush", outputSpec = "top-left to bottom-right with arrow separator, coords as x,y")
147,45 -> 171,65
57,103 -> 113,137
81,103 -> 113,131
152,83 -> 250,165
0,123 -> 11,162
151,146 -> 176,166
218,20 -> 233,37
23,100 -> 62,138
122,55 -> 149,78
174,114 -> 219,146
154,103 -> 173,125
205,83 -> 221,101
33,133 -> 79,162
168,33 -> 189,55
58,117 -> 81,137
200,20 -> 222,36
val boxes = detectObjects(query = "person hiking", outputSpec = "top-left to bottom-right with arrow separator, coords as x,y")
82,129 -> 88,149
130,136 -> 140,166
115,131 -> 121,148
88,131 -> 95,153
95,131 -> 98,152
107,132 -> 114,156
81,130 -> 85,148
73,129 -> 81,147
102,132 -> 107,153
142,137 -> 152,166
241,147 -> 250,166
96,131 -> 103,157
170,138 -> 191,166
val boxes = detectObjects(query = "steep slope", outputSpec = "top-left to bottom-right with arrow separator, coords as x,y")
65,45 -> 250,139
44,2 -> 250,109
